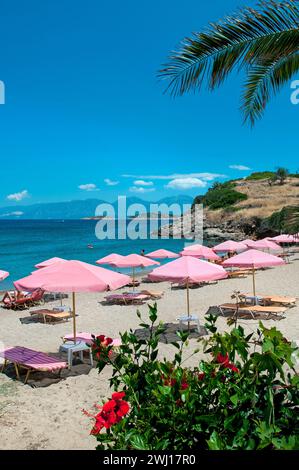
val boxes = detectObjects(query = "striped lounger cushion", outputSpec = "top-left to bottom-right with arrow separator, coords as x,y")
0,346 -> 67,372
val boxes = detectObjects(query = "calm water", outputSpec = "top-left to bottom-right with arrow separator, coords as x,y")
0,220 -> 188,290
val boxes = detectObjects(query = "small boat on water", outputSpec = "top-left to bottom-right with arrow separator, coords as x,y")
87,244 -> 94,249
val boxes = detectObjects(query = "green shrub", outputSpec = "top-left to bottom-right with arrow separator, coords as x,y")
86,305 -> 299,450
246,172 -> 275,181
192,181 -> 247,211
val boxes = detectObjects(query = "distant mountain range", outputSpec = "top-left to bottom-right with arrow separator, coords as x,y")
0,195 -> 194,220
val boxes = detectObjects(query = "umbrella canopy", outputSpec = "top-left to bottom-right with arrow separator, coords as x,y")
242,239 -> 255,245
270,234 -> 296,244
111,254 -> 160,291
14,261 -> 131,342
148,256 -> 228,330
15,260 -> 131,293
96,253 -> 125,265
245,239 -> 281,251
223,249 -> 285,269
180,244 -> 220,261
111,254 -> 160,268
35,257 -> 67,269
145,249 -> 179,259
0,270 -> 9,281
213,240 -> 248,253
223,249 -> 285,297
149,256 -> 228,284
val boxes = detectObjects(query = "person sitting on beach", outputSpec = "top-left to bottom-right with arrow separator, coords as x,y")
1,290 -> 15,304
2,290 -> 25,304
140,249 -> 145,256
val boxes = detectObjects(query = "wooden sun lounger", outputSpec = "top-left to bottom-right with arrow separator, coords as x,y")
141,276 -> 161,283
226,270 -> 252,278
171,281 -> 205,289
104,293 -> 150,305
241,294 -> 297,307
30,309 -> 72,324
140,289 -> 164,299
0,346 -> 67,384
260,295 -> 297,306
219,303 -> 287,319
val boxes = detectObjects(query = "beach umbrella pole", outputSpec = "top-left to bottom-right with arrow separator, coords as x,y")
72,292 -> 77,344
186,279 -> 190,331
132,267 -> 135,292
252,268 -> 256,301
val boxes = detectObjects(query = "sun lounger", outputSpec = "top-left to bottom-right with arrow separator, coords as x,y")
218,303 -> 287,319
141,276 -> 161,283
137,289 -> 164,299
171,281 -> 204,289
226,270 -> 252,278
30,309 -> 72,323
240,294 -> 297,307
104,293 -> 149,305
0,346 -> 67,384
262,296 -> 297,306
126,278 -> 140,288
1,289 -> 45,310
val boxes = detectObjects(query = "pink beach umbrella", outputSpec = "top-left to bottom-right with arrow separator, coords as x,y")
213,240 -> 248,254
111,254 -> 160,289
145,249 -> 179,259
223,249 -> 285,297
96,253 -> 125,265
14,260 -> 131,342
245,238 -> 281,251
270,234 -> 296,244
180,244 -> 220,262
149,256 -> 228,328
0,270 -> 9,281
35,257 -> 67,269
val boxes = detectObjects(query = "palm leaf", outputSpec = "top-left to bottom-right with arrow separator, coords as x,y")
242,52 -> 299,124
159,1 -> 299,124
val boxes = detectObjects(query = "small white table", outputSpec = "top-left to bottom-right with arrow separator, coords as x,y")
177,315 -> 200,333
59,341 -> 93,369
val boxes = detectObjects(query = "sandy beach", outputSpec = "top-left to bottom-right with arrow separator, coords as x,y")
0,254 -> 298,450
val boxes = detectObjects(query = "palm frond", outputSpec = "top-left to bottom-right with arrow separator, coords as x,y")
159,1 -> 299,123
283,205 -> 299,233
242,51 -> 299,125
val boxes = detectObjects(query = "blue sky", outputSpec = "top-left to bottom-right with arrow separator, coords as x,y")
0,0 -> 298,207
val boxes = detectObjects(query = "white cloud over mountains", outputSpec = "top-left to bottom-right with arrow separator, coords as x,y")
78,183 -> 100,192
129,186 -> 156,194
6,190 -> 29,202
104,178 -> 119,186
165,178 -> 207,190
134,180 -> 154,186
229,165 -> 251,171
122,172 -> 225,181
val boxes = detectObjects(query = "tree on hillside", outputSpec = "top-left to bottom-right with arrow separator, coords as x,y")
160,1 -> 299,126
276,167 -> 290,184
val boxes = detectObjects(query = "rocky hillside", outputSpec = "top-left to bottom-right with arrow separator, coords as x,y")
157,173 -> 299,242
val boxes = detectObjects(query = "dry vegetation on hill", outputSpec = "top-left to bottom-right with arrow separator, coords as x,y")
205,177 -> 299,225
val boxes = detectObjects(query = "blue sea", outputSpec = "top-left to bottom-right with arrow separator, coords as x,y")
0,220 -> 189,290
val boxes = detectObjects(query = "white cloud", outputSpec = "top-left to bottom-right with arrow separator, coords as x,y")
104,178 -> 119,186
165,178 -> 207,190
1,211 -> 24,217
134,180 -> 154,186
229,165 -> 251,171
122,172 -> 226,181
129,186 -> 156,194
78,183 -> 100,192
6,190 -> 29,202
